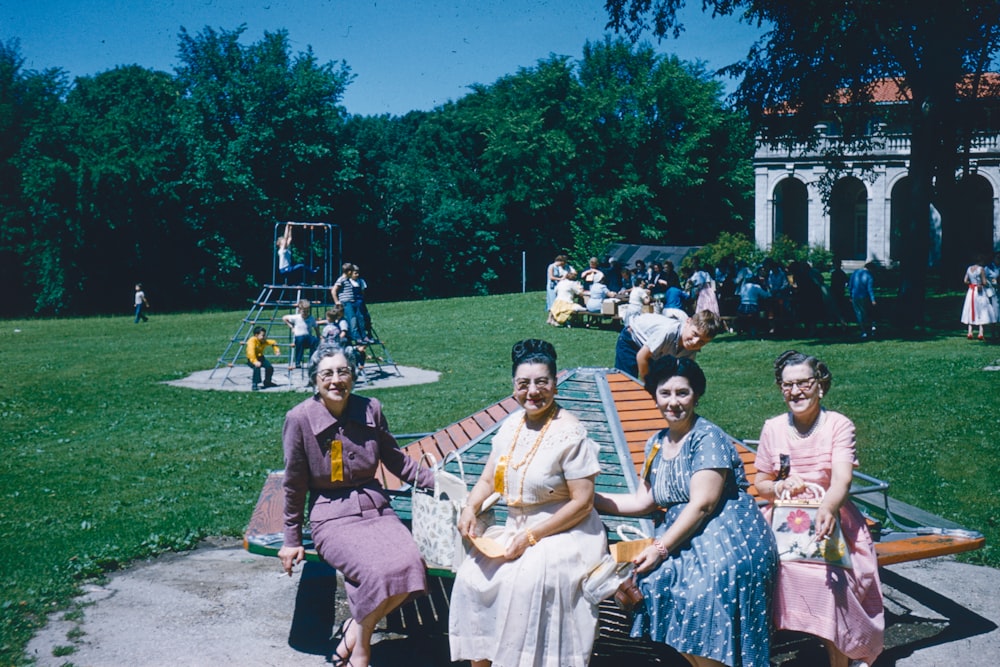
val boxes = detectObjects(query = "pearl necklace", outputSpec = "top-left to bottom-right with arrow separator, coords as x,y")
788,408 -> 824,438
494,405 -> 558,506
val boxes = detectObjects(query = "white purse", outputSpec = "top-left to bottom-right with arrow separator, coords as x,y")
410,452 -> 468,570
581,525 -> 651,605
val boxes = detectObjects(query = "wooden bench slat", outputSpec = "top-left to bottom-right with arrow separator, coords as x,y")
874,534 -> 986,566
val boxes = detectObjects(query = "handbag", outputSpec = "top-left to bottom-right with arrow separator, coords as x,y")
609,524 -> 655,562
581,555 -> 632,606
613,572 -> 645,612
411,452 -> 468,570
770,482 -> 852,568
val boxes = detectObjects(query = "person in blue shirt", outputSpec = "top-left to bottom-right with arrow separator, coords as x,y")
663,284 -> 689,311
848,262 -> 877,339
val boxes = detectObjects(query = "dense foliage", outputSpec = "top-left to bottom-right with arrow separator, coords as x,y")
0,31 -> 752,316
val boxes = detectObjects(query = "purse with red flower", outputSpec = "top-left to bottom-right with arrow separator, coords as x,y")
770,482 -> 852,569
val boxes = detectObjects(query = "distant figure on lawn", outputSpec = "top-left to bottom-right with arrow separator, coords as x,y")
960,253 -> 995,341
848,263 -> 877,339
133,283 -> 149,323
546,254 -> 572,313
283,299 -> 319,369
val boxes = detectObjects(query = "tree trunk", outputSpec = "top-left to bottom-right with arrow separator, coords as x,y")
896,104 -> 934,330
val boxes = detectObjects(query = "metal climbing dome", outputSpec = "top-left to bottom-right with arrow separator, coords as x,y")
209,222 -> 401,389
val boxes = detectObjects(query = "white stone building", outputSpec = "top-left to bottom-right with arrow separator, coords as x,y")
752,78 -> 1000,268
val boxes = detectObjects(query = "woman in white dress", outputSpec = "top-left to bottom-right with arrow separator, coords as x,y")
961,254 -> 993,340
449,340 -> 607,667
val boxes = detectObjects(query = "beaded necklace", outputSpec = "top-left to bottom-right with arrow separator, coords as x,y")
788,407 -> 825,438
493,405 -> 558,506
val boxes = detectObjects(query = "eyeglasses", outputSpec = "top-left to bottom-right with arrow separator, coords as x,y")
779,377 -> 817,393
317,368 -> 353,381
514,377 -> 552,392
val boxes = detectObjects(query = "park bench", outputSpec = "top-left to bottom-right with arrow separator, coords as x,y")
244,367 -> 984,652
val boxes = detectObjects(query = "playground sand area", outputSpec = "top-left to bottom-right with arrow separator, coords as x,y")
165,363 -> 440,392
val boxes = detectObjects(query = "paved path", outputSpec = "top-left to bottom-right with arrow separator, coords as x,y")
25,538 -> 1000,666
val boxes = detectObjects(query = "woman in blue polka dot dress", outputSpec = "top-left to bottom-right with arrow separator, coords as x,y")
595,357 -> 778,667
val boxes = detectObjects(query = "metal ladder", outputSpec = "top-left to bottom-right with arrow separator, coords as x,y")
209,284 -> 338,388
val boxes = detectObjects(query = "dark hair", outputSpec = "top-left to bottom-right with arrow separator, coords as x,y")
511,339 -> 557,377
773,350 -> 832,394
308,344 -> 357,386
643,355 -> 707,398
252,326 -> 266,336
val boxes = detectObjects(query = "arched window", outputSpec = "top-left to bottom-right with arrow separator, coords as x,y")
889,177 -> 911,263
830,177 -> 867,260
944,175 -> 994,267
772,178 -> 808,245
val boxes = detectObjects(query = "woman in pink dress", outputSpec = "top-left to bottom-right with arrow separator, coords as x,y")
755,350 -> 884,667
687,261 -> 721,318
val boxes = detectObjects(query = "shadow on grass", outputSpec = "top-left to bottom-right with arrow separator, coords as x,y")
713,289 -> 995,347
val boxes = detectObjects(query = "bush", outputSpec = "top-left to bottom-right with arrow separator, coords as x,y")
684,232 -> 832,273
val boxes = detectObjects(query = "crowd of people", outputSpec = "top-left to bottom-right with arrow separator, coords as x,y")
544,252 -> 913,340
275,330 -> 884,667
239,240 -> 378,390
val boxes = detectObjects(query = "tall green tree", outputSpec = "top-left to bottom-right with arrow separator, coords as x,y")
174,26 -> 357,299
574,37 -> 752,248
604,0 -> 1000,327
0,40 -> 70,315
60,66 -> 185,311
341,38 -> 752,299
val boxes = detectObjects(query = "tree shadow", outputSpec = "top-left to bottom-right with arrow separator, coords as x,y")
872,567 -> 997,666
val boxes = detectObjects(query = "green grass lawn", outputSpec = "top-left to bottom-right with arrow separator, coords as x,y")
2,290 -> 998,664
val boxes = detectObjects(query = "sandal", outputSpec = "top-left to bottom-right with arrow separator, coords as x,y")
329,618 -> 354,666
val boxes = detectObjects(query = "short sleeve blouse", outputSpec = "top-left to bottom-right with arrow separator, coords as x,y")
756,410 -> 858,490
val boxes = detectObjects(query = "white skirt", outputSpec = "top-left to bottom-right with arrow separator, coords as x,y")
449,503 -> 607,667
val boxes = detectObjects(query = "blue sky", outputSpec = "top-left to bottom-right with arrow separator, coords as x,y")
1,0 -> 765,116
